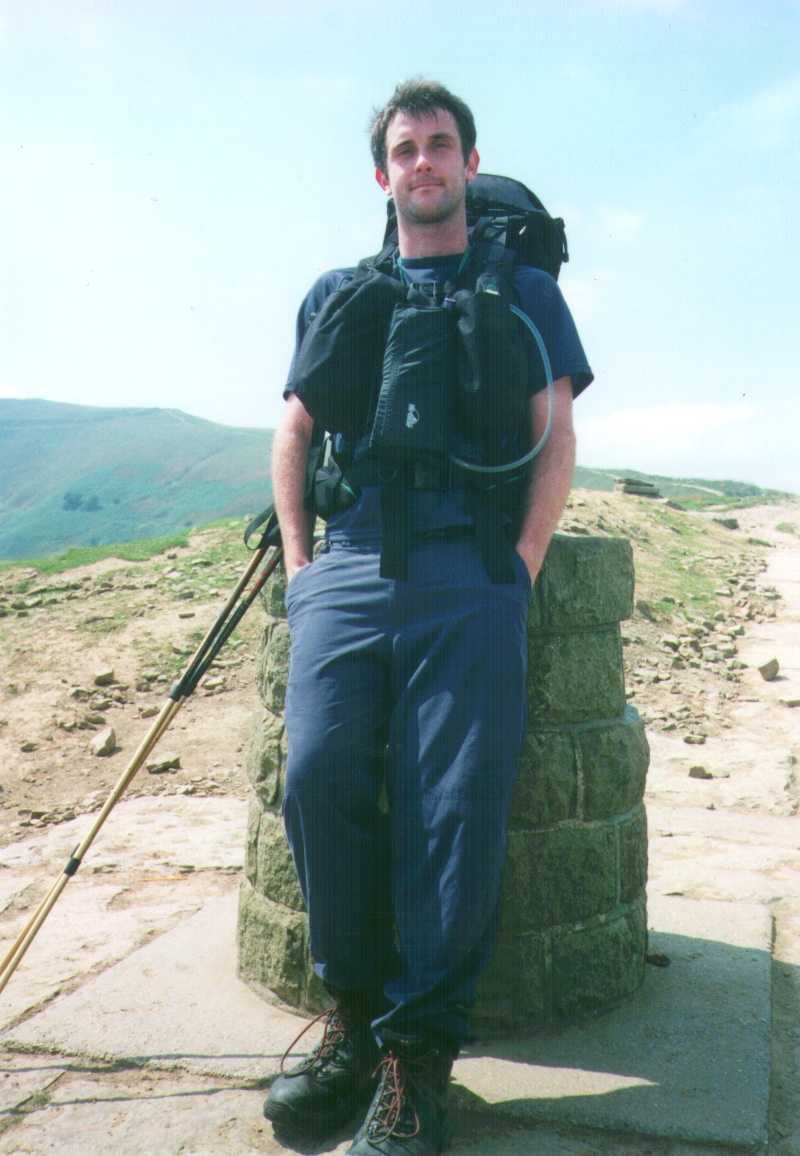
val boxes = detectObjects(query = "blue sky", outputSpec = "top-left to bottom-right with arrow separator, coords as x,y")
2,0 -> 798,491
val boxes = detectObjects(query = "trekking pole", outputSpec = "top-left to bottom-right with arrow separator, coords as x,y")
0,509 -> 283,995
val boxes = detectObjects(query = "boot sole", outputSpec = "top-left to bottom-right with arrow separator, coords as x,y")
263,1087 -> 372,1141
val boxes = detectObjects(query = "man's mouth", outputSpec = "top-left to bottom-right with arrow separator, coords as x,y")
411,180 -> 442,191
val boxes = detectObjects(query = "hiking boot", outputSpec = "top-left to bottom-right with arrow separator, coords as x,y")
263,1003 -> 381,1140
347,1036 -> 457,1155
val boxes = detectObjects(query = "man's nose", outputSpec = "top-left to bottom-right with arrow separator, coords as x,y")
414,151 -> 433,171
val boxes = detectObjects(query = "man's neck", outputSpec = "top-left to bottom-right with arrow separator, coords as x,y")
396,216 -> 469,259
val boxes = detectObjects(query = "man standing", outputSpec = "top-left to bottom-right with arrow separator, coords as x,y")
265,79 -> 592,1154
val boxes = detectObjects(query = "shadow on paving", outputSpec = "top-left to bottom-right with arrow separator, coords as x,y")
452,929 -> 773,1148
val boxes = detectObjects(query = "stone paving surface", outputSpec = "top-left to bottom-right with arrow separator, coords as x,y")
1,887 -> 773,1152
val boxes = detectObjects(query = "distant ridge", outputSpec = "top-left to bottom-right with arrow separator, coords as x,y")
0,399 -> 791,561
0,399 -> 272,559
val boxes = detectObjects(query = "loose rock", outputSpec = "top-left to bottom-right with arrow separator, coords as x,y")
93,666 -> 115,686
689,765 -> 714,780
758,658 -> 780,681
146,753 -> 181,774
90,727 -> 117,757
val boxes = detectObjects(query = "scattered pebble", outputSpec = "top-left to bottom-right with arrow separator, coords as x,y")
90,727 -> 117,757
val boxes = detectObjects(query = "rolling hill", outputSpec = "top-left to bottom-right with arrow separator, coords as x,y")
0,400 -> 272,560
0,398 -> 791,561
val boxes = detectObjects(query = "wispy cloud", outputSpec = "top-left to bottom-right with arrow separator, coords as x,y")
714,73 -> 800,151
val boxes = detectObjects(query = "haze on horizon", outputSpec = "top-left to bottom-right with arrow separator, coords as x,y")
2,1 -> 798,494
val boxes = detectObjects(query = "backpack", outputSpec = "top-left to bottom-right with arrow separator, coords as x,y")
378,172 -> 569,281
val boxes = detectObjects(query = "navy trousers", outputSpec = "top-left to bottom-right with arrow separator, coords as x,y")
282,536 -> 531,1046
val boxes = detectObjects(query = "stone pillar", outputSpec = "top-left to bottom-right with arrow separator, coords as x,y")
237,534 -> 649,1030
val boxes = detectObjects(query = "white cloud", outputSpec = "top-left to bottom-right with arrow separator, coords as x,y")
574,401 -> 799,491
715,73 -> 800,151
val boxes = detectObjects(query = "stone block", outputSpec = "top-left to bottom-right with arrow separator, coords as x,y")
246,709 -> 287,809
527,628 -> 625,725
256,620 -> 291,714
504,823 -> 618,930
551,894 -> 647,1019
256,811 -> 305,911
510,729 -> 577,828
474,928 -> 548,1030
244,798 -> 261,885
259,570 -> 287,619
618,803 -> 648,903
530,536 -> 634,632
578,706 -> 649,820
237,881 -> 309,1007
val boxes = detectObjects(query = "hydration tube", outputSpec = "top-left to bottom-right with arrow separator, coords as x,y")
449,303 -> 554,477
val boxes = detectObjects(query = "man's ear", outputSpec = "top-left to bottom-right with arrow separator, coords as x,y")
465,147 -> 480,183
375,167 -> 391,194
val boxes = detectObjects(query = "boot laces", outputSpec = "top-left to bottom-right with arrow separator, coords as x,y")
366,1050 -> 424,1142
280,1006 -> 349,1075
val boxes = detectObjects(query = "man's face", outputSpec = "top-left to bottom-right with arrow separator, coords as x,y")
375,108 -> 479,228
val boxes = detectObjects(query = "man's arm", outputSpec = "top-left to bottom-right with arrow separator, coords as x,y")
514,377 -> 576,583
272,393 -> 315,583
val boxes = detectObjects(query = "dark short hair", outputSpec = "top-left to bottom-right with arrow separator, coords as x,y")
369,78 -> 477,171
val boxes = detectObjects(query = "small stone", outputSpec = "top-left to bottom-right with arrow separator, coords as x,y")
660,635 -> 680,651
20,741 -> 38,753
93,666 -> 115,687
758,658 -> 779,681
146,753 -> 181,774
139,705 -> 159,719
780,697 -> 800,709
90,727 -> 116,757
683,734 -> 707,745
69,686 -> 89,701
635,599 -> 657,622
688,765 -> 713,780
178,611 -> 195,619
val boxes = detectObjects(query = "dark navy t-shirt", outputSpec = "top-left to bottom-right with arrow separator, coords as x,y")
284,253 -> 593,542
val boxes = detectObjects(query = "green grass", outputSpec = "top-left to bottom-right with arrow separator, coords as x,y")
776,522 -> 799,536
0,532 -> 190,576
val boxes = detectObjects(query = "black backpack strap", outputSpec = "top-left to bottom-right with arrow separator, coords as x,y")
465,490 -> 516,584
379,468 -> 412,580
359,242 -> 397,277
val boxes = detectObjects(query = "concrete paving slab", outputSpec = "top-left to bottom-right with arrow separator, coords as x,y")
0,1066 -> 356,1156
456,894 -> 772,1148
3,892 -> 309,1081
0,797 -> 248,876
5,890 -> 773,1148
0,875 -> 234,1030
0,1051 -> 67,1119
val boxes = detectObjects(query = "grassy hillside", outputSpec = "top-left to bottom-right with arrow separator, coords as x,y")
1,398 -> 791,562
0,399 -> 273,559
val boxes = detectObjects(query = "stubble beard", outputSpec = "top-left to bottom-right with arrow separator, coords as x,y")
397,180 -> 466,229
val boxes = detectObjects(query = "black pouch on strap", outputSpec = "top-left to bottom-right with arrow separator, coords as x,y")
291,269 -> 406,438
454,289 -> 545,465
368,304 -> 454,461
